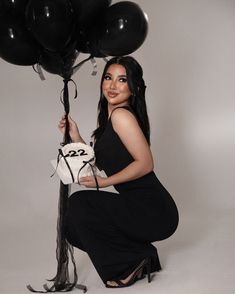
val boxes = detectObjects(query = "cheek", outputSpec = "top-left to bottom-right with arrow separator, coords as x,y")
121,85 -> 131,94
102,81 -> 108,91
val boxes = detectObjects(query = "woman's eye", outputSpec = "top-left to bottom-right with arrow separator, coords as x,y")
119,78 -> 127,82
104,75 -> 111,80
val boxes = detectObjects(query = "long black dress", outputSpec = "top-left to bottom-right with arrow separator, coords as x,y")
65,106 -> 179,284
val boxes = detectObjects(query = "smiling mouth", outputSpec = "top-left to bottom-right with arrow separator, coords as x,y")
107,91 -> 119,98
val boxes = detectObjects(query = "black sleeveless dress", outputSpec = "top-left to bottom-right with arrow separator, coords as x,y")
65,106 -> 179,284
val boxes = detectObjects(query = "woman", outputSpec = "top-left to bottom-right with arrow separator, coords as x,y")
58,56 -> 179,288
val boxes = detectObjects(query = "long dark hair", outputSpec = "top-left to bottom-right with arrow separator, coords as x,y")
92,56 -> 151,144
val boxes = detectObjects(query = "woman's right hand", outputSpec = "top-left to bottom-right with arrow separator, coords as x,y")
58,114 -> 81,142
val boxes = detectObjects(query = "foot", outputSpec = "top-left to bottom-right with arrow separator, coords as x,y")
106,268 -> 143,287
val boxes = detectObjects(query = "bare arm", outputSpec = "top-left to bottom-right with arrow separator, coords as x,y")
105,108 -> 154,185
80,108 -> 154,188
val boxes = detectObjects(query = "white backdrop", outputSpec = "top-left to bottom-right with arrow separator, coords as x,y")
0,1 -> 235,293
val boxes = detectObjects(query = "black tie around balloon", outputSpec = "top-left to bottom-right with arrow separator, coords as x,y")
39,40 -> 78,77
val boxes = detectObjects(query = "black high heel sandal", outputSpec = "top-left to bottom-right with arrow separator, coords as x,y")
105,257 -> 152,288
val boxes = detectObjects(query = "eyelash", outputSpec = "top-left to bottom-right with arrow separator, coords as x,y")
103,75 -> 127,83
104,75 -> 111,80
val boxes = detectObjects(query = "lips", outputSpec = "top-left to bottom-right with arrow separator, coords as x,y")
107,91 -> 119,98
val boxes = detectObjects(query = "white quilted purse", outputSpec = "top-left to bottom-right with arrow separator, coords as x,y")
51,142 -> 99,186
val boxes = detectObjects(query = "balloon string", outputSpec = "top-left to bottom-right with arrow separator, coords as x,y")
72,55 -> 93,75
60,79 -> 77,106
32,64 -> 46,81
32,65 -> 39,74
59,79 -> 70,144
59,78 -> 78,146
90,58 -> 97,76
27,77 -> 84,293
37,64 -> 46,80
33,54 -> 105,81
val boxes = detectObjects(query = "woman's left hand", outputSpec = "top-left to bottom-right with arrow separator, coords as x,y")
79,176 -> 108,188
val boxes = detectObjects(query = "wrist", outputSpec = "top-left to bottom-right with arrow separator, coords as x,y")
103,176 -> 112,187
72,133 -> 81,143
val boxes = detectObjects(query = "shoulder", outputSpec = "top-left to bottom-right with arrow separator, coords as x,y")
110,107 -> 137,128
110,107 -> 142,137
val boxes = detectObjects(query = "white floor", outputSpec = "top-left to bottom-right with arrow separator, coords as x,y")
0,210 -> 234,294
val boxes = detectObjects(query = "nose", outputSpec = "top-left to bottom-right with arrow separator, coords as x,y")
110,79 -> 117,90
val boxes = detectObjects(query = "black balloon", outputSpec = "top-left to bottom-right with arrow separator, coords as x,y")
70,0 -> 111,29
0,15 -> 40,65
0,0 -> 29,15
71,0 -> 111,57
76,29 -> 106,58
98,1 -> 148,56
26,0 -> 75,52
40,48 -> 78,77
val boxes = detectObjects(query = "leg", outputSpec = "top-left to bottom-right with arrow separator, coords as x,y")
65,190 -> 161,284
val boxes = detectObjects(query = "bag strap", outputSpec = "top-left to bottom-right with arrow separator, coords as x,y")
88,163 -> 99,191
77,158 -> 99,191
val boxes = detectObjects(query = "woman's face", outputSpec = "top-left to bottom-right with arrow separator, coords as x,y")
102,64 -> 132,107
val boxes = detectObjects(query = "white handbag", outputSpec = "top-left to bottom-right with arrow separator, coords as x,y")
51,142 -> 99,187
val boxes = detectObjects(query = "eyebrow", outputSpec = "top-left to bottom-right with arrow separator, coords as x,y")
105,73 -> 127,78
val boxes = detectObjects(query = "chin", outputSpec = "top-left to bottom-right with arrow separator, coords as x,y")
108,98 -> 120,105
